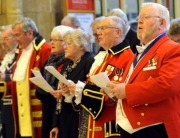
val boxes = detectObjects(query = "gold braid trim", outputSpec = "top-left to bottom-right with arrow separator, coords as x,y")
0,81 -> 7,100
33,121 -> 42,127
32,111 -> 42,118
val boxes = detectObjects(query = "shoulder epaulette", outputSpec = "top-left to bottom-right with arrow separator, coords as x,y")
32,39 -> 46,51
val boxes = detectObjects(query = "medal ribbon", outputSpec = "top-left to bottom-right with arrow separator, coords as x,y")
133,33 -> 166,68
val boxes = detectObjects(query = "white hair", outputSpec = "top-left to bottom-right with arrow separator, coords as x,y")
51,25 -> 73,38
107,8 -> 128,24
141,2 -> 170,30
63,29 -> 93,52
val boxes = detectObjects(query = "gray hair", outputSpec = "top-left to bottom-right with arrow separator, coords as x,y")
109,16 -> 126,39
12,17 -> 38,36
61,15 -> 81,27
167,18 -> 180,36
63,29 -> 93,52
107,8 -> 128,24
91,16 -> 105,28
0,25 -> 13,36
1,25 -> 12,32
51,25 -> 73,38
141,3 -> 170,30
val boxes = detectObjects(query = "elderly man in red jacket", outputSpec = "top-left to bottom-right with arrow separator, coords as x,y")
0,17 -> 51,138
107,2 -> 180,138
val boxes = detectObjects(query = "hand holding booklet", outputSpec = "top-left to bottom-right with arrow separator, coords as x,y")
90,72 -> 114,98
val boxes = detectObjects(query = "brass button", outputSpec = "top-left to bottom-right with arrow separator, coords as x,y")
89,108 -> 92,111
145,104 -> 148,106
141,113 -> 145,116
137,122 -> 141,125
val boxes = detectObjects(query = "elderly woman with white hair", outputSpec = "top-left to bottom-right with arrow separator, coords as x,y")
35,25 -> 73,138
50,29 -> 94,138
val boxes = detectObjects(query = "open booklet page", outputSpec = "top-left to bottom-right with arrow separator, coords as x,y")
29,76 -> 54,92
31,69 -> 42,77
45,66 -> 71,85
90,72 -> 114,98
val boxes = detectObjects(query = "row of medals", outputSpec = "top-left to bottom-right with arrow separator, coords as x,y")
113,68 -> 123,81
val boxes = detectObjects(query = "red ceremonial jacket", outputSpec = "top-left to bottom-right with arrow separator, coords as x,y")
5,36 -> 51,138
81,39 -> 134,138
123,35 -> 180,138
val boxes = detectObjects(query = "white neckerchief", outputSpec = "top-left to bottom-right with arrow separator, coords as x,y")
136,45 -> 146,54
89,50 -> 108,76
0,45 -> 18,73
13,43 -> 33,81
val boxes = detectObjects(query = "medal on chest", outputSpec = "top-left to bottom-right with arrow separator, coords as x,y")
113,68 -> 124,82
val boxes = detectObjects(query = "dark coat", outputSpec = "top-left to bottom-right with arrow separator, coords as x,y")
35,54 -> 67,138
53,52 -> 94,138
125,28 -> 140,54
0,47 -> 19,138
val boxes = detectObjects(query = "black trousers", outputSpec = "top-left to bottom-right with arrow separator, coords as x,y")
118,124 -> 168,138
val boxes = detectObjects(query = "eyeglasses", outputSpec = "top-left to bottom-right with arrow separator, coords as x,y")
96,26 -> 118,31
1,36 -> 14,42
13,33 -> 25,39
50,38 -> 63,42
63,42 -> 69,47
136,15 -> 160,21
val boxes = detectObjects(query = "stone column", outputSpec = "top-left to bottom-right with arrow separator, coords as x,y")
5,0 -> 23,24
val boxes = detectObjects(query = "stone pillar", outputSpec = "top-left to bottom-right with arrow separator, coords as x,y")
174,0 -> 180,18
119,0 -> 126,13
5,0 -> 23,24
102,0 -> 107,16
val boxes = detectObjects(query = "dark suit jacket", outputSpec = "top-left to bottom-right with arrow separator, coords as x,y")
53,52 -> 94,138
125,28 -> 140,54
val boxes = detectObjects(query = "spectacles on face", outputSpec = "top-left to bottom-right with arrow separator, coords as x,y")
96,26 -> 118,31
63,42 -> 69,47
2,36 -> 14,42
136,15 -> 160,22
13,32 -> 25,39
50,38 -> 63,42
